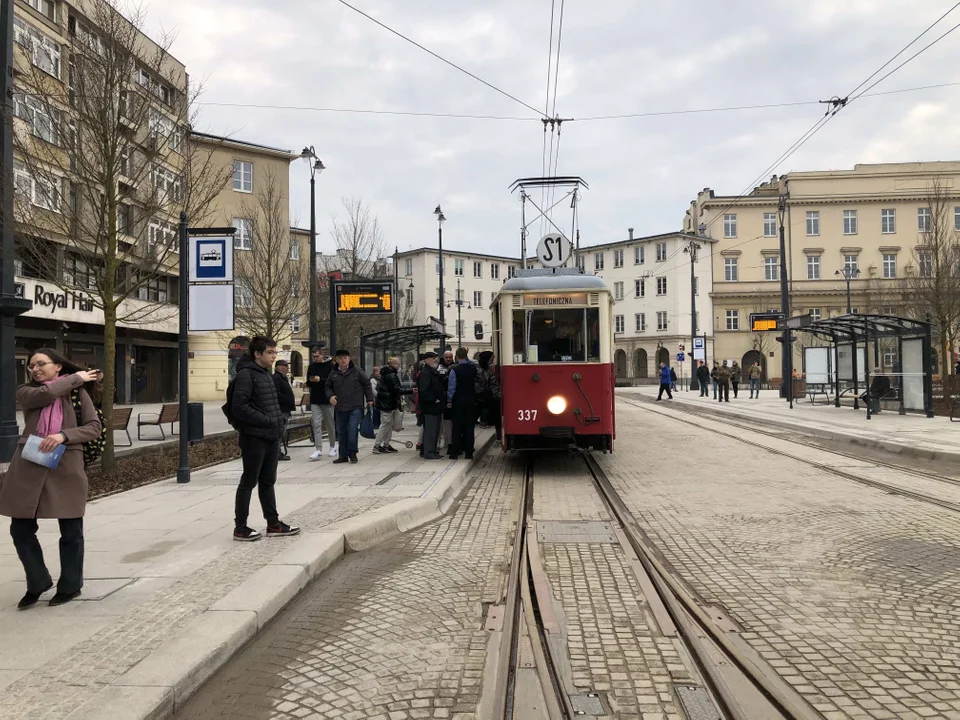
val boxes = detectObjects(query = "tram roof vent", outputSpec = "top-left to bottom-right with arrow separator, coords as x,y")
512,295 -> 522,307
589,292 -> 600,306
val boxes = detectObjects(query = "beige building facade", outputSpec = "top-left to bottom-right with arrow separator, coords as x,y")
187,133 -> 301,401
687,162 -> 960,380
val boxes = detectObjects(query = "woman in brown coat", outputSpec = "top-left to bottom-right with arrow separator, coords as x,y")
0,349 -> 100,609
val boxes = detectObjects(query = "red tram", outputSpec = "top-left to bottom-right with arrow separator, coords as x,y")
491,273 -> 616,452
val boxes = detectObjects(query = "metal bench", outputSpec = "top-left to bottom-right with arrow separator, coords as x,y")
112,407 -> 133,447
137,404 -> 180,440
282,416 -> 315,455
297,393 -> 311,414
806,383 -> 831,404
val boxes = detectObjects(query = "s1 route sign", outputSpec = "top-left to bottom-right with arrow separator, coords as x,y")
536,233 -> 572,268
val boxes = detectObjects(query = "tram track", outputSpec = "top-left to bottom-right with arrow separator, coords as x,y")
621,396 -> 960,515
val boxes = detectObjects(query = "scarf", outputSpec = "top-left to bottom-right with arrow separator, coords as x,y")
35,379 -> 65,438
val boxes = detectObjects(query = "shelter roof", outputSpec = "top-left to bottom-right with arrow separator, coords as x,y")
361,324 -> 450,350
801,313 -> 930,340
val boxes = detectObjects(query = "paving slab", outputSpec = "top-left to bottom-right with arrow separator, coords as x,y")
0,422 -> 495,719
621,385 -> 960,462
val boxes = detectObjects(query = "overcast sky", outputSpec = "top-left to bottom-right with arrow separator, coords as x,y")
144,0 -> 960,257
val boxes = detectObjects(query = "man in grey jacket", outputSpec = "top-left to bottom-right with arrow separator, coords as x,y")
325,349 -> 374,464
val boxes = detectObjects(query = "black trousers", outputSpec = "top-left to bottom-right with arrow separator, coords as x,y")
235,434 -> 280,529
422,413 -> 442,456
450,397 -> 477,458
718,382 -> 730,401
731,382 -> 739,398
657,383 -> 673,400
11,517 -> 84,594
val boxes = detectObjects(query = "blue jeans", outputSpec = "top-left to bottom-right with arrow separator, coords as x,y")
750,378 -> 761,397
711,379 -> 718,399
335,408 -> 362,458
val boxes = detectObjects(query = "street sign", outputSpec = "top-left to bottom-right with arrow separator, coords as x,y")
188,236 -> 233,283
536,233 -> 572,268
335,282 -> 394,315
781,314 -> 813,330
694,337 -> 705,350
749,312 -> 784,332
677,353 -> 685,362
678,343 -> 684,351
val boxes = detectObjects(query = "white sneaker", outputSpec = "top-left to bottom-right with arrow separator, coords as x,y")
309,450 -> 323,461
329,445 -> 338,457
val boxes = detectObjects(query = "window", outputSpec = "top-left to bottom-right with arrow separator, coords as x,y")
882,254 -> 897,279
152,165 -> 181,201
473,291 -> 483,306
635,313 -> 646,332
594,253 -> 604,271
232,160 -> 253,193
148,218 -> 176,247
13,19 -> 60,77
806,211 -> 820,236
491,263 -> 500,280
290,278 -> 301,297
919,252 -> 934,277
406,289 -> 414,305
454,259 -> 464,276
117,204 -> 133,236
843,255 -> 858,275
149,110 -> 180,152
137,275 -> 171,303
635,246 -> 644,265
882,209 -> 896,234
656,242 -> 667,262
809,308 -> 821,321
807,255 -> 820,280
615,315 -> 624,334
235,277 -> 253,308
614,249 -> 624,268
473,261 -> 482,278
763,213 -> 777,238
13,93 -> 58,145
511,308 -> 600,363
635,278 -> 645,298
656,311 -> 668,331
883,350 -> 898,368
843,209 -> 858,235
289,314 -> 301,333
851,307 -> 860,315
404,258 -> 413,276
289,238 -> 300,261
724,257 -> 738,281
723,214 -> 737,238
764,256 -> 779,281
508,265 -> 517,278
232,218 -> 253,250
918,207 -> 931,232
63,255 -> 95,290
14,163 -> 60,211
614,281 -> 624,301
956,207 -> 960,231
656,277 -> 667,296
26,0 -> 56,20
725,310 -> 739,331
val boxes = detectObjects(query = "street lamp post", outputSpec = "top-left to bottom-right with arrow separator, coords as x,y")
446,278 -> 472,348
835,267 -> 860,313
434,205 -> 446,336
683,238 -> 701,391
300,147 -> 325,348
778,192 -> 793,408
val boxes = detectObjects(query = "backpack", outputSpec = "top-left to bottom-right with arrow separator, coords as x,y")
222,374 -> 239,429
70,389 -> 106,467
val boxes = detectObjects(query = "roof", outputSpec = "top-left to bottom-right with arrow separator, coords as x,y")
190,131 -> 298,160
579,231 -> 716,252
395,247 -> 522,263
801,313 -> 931,340
499,275 -> 610,293
361,324 -> 450,350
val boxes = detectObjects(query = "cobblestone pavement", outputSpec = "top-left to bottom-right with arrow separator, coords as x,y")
1,496 -> 399,720
600,399 -> 960,720
178,453 -> 522,720
532,455 -> 690,720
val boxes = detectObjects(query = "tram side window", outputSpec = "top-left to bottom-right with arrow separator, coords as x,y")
585,307 -> 600,361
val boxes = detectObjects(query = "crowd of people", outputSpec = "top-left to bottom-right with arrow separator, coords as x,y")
656,359 -> 764,402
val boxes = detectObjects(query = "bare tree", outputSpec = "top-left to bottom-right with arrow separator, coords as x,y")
902,179 -> 960,389
316,198 -> 392,355
233,172 -> 307,340
12,0 -> 229,469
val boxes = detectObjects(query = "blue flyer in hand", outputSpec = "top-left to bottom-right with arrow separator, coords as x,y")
21,435 -> 65,470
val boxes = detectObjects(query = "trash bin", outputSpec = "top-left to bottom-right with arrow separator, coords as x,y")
187,402 -> 204,442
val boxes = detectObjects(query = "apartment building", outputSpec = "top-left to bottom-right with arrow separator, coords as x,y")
687,161 -> 960,379
187,133 -> 300,401
11,0 -> 187,403
581,230 -> 715,381
395,248 -> 522,359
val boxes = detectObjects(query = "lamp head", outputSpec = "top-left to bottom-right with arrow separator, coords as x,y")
314,159 -> 326,174
434,204 -> 442,216
300,146 -> 315,167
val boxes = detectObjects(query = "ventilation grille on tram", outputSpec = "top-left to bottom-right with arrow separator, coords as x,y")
589,293 -> 600,306
512,295 -> 522,307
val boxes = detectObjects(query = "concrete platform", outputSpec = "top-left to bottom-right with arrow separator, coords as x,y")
0,422 -> 495,720
621,385 -> 960,462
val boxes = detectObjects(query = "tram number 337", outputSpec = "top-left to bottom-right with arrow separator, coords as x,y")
517,410 -> 538,421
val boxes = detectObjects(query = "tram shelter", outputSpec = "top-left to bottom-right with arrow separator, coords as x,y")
359,321 -> 451,373
796,313 -> 934,420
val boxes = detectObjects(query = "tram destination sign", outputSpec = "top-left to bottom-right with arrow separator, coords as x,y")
749,312 -> 784,332
523,293 -> 588,307
335,281 -> 394,315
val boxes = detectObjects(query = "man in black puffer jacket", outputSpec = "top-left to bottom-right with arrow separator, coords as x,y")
230,337 -> 300,542
373,357 -> 404,454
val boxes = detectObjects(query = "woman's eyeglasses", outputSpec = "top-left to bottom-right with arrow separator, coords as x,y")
27,362 -> 52,371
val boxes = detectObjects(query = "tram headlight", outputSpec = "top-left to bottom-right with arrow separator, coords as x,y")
547,395 -> 567,415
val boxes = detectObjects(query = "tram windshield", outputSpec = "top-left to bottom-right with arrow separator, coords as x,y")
512,307 -> 601,363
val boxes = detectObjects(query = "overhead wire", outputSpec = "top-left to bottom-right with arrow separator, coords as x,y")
334,0 -> 544,117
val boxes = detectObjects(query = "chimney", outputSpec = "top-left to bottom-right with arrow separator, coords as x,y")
628,228 -> 634,240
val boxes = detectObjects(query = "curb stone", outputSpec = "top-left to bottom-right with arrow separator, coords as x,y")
70,430 -> 497,719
